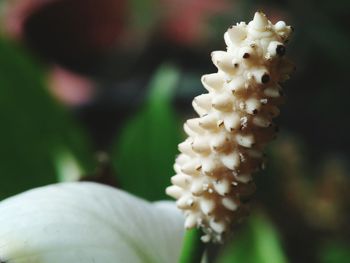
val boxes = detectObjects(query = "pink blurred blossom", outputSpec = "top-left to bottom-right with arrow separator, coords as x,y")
2,0 -> 127,53
2,0 -> 55,39
160,0 -> 230,45
49,66 -> 95,106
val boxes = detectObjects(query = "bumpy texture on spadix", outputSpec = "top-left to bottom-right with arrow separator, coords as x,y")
166,12 -> 294,243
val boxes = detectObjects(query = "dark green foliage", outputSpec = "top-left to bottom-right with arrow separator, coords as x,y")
112,65 -> 182,201
0,38 -> 94,199
216,213 -> 288,263
319,241 -> 350,263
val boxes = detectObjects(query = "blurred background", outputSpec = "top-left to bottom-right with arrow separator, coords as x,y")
0,0 -> 349,262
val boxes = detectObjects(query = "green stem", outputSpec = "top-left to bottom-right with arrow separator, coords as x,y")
179,228 -> 206,263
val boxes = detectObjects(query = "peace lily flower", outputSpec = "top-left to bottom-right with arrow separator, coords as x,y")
0,182 -> 184,263
166,11 -> 294,243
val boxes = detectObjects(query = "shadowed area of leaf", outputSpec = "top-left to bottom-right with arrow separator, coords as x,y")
0,38 -> 95,199
112,64 -> 182,201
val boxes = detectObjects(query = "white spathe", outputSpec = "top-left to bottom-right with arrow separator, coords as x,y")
0,182 -> 184,263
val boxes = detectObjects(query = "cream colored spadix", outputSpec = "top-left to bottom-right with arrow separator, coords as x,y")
166,11 -> 294,243
0,182 -> 184,263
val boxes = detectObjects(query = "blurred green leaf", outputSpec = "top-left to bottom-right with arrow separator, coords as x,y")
112,64 -> 182,201
129,0 -> 158,31
216,213 -> 288,263
0,38 -> 94,199
319,241 -> 350,263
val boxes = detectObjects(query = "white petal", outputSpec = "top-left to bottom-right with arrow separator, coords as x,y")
0,182 -> 184,263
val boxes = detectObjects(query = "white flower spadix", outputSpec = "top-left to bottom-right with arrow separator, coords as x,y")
166,12 -> 294,242
0,182 -> 184,263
